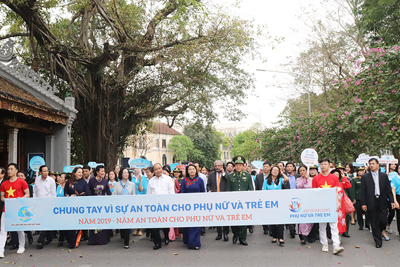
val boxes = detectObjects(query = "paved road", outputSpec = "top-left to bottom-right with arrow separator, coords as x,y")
2,224 -> 400,267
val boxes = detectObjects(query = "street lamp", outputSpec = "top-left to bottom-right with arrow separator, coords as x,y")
256,69 -> 311,116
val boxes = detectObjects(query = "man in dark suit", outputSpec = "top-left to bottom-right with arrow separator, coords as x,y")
255,161 -> 271,235
284,162 -> 300,238
207,160 -> 229,241
361,158 -> 395,248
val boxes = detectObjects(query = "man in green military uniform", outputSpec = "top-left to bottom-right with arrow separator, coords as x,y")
349,166 -> 369,230
226,155 -> 254,246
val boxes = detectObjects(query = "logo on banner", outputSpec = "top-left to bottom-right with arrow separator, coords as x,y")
18,206 -> 35,222
289,198 -> 302,213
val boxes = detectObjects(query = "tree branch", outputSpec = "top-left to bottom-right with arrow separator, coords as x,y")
0,32 -> 29,40
93,0 -> 126,43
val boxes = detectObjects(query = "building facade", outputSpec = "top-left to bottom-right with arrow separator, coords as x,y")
0,40 -> 77,172
123,122 -> 182,165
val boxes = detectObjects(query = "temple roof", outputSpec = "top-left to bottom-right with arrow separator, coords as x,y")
0,39 -> 77,125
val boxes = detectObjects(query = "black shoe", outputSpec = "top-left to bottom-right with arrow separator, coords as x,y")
9,244 -> 18,250
279,240 -> 285,246
164,238 -> 169,245
28,237 -> 33,245
290,231 -> 296,238
201,231 -> 206,236
376,244 -> 382,248
366,226 -> 370,230
223,234 -> 229,242
153,244 -> 161,250
37,243 -> 44,249
269,230 -> 273,237
146,232 -> 150,238
342,233 -> 350,238
232,235 -> 238,244
215,235 -> 222,240
57,242 -> 63,247
300,240 -> 306,246
239,240 -> 248,246
263,229 -> 269,235
308,239 -> 315,243
359,226 -> 363,230
271,238 -> 277,243
248,226 -> 253,234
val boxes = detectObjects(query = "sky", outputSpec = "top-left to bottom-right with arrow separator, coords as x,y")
216,0 -> 316,128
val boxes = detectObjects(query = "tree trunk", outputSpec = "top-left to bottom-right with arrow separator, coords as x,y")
393,148 -> 400,160
74,79 -> 124,168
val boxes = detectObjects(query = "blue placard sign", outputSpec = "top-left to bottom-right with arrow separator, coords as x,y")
63,165 -> 83,173
29,156 -> 45,172
129,158 -> 151,169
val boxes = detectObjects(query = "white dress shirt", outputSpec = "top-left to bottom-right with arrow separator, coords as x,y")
33,176 -> 56,198
198,173 -> 207,191
146,174 -> 175,195
371,171 -> 380,196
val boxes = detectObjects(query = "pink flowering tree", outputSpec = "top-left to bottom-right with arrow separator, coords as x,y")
259,42 -> 400,162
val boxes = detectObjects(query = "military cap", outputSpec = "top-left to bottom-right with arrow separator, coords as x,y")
49,171 -> 56,176
233,155 -> 246,164
173,167 -> 182,173
356,166 -> 365,171
336,162 -> 345,169
309,165 -> 318,170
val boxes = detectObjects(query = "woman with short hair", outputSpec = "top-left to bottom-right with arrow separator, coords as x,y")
112,167 -> 136,249
262,166 -> 289,246
87,165 -> 112,245
180,164 -> 205,250
64,167 -> 89,248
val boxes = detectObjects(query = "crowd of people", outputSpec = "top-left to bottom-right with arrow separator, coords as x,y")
0,155 -> 399,258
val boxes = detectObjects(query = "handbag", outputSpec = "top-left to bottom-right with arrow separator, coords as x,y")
343,193 -> 355,215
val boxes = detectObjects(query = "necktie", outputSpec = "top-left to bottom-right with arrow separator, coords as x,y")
217,173 -> 221,192
373,172 -> 380,196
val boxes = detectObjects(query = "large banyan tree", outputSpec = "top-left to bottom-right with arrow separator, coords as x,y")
0,0 -> 264,167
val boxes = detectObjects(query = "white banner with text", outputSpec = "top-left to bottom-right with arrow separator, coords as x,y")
5,188 -> 337,231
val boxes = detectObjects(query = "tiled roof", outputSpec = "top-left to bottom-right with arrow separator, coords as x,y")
152,122 -> 182,135
0,76 -> 67,116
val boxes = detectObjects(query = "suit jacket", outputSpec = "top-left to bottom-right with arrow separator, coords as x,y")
361,171 -> 394,210
255,173 -> 267,190
207,171 -> 227,192
282,172 -> 300,189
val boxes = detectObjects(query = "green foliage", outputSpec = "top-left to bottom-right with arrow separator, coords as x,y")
216,131 -> 231,147
168,135 -> 193,162
184,123 -> 223,167
361,0 -> 400,45
259,42 -> 400,163
231,128 -> 260,162
0,0 -> 268,167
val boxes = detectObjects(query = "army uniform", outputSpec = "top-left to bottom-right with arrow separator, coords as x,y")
349,167 -> 369,230
226,156 -> 253,245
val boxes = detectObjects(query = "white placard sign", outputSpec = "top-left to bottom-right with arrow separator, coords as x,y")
301,148 -> 318,167
379,155 -> 398,164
